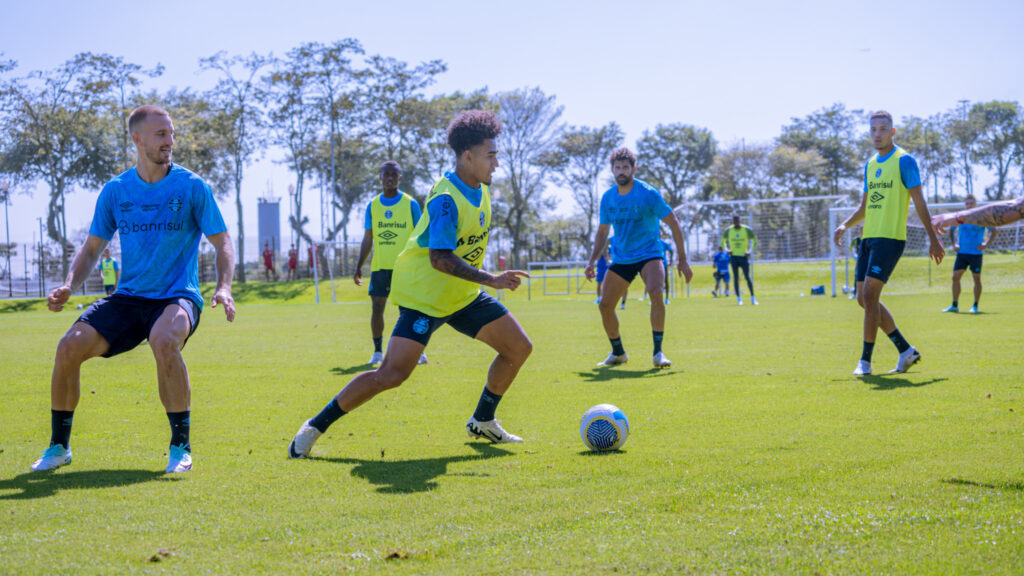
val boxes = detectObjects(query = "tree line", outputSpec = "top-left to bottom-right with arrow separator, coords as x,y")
2,43 -> 1022,281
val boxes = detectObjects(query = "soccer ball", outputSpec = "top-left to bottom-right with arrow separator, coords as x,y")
579,404 -> 629,452
76,304 -> 84,310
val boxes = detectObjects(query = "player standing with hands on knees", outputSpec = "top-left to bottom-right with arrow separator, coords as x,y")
31,105 -> 235,474
289,110 -> 532,457
833,110 -> 943,376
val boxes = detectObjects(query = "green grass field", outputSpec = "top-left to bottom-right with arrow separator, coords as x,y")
2,258 -> 1022,574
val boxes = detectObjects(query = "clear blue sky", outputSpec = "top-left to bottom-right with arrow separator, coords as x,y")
2,0 -> 1022,247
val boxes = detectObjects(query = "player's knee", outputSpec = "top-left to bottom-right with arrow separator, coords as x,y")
509,335 -> 533,364
372,365 -> 410,391
55,334 -> 89,366
148,331 -> 185,360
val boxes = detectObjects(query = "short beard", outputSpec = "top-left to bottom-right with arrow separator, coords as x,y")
147,149 -> 172,165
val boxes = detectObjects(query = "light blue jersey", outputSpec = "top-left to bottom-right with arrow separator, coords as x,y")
89,164 -> 227,308
712,251 -> 730,272
599,179 -> 672,264
956,223 -> 990,255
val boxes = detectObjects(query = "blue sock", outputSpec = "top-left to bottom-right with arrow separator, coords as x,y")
167,411 -> 190,452
887,329 -> 910,354
472,386 -> 503,422
50,410 -> 74,449
373,337 -> 383,353
861,341 -> 874,362
610,337 -> 625,356
309,398 -> 346,433
653,331 -> 664,355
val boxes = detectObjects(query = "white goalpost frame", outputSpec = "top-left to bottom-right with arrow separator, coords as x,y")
311,240 -> 363,303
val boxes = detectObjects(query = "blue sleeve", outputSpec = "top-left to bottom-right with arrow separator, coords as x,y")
426,195 -> 458,250
651,188 -> 672,219
410,199 -> 422,226
364,203 -> 373,230
599,193 -> 611,225
900,155 -> 921,189
113,261 -> 119,271
193,180 -> 228,237
863,161 -> 869,194
89,184 -> 117,241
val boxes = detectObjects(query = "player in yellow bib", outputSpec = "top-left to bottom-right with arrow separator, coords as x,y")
833,111 -> 944,376
354,160 -> 424,365
97,248 -> 120,295
722,215 -> 758,305
289,110 -> 533,457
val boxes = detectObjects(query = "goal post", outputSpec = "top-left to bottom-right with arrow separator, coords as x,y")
310,240 -> 362,303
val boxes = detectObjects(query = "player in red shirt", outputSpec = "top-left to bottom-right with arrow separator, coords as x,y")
262,242 -> 278,282
287,244 -> 298,281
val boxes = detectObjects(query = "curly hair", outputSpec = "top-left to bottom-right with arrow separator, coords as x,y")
446,110 -> 503,155
608,147 -> 636,167
869,110 -> 893,127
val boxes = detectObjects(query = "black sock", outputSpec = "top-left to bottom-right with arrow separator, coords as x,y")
861,341 -> 874,362
653,331 -> 664,355
610,337 -> 625,356
952,300 -> 958,308
309,398 -> 346,433
887,329 -> 911,354
472,386 -> 503,422
973,301 -> 978,308
167,411 -> 190,452
373,337 -> 383,353
50,410 -> 74,449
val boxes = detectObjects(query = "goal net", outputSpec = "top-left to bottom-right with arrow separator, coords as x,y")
311,240 -> 363,303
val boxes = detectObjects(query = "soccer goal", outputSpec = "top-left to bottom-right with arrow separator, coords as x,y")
311,240 -> 363,303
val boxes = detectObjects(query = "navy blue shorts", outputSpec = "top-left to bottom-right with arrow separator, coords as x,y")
368,269 -> 393,298
855,238 -> 906,284
953,253 -> 983,274
76,294 -> 201,358
608,257 -> 663,284
392,292 -> 509,346
714,269 -> 730,282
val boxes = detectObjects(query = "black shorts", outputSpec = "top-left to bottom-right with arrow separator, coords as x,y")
368,269 -> 393,298
953,253 -> 983,274
730,255 -> 751,277
608,257 -> 663,284
103,285 -> 116,295
77,294 -> 201,358
392,292 -> 509,346
855,238 -> 906,284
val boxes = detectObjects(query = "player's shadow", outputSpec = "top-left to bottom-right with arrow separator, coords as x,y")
330,364 -> 375,376
943,478 -> 1024,491
858,375 -> 946,390
313,442 -> 512,494
575,367 -> 676,383
0,469 -> 178,500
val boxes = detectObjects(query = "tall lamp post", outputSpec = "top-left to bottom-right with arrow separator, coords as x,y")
288,183 -> 295,249
2,180 -> 11,297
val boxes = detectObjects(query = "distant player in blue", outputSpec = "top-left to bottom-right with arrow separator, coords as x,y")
712,247 -> 730,297
594,244 -> 609,304
943,195 -> 997,314
32,105 -> 236,474
585,147 -> 693,369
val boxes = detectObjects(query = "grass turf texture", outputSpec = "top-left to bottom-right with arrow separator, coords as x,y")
1,260 -> 1022,574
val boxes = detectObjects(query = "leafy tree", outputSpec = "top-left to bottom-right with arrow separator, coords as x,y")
899,114 -> 955,202
970,100 -> 1021,200
779,103 -> 864,195
636,123 -> 716,207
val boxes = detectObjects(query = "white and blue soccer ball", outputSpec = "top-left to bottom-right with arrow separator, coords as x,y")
579,403 -> 629,452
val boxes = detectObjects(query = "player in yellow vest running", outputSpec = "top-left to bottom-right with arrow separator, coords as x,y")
354,160 -> 425,366
722,215 -> 758,305
289,110 -> 532,457
97,248 -> 120,295
833,111 -> 944,376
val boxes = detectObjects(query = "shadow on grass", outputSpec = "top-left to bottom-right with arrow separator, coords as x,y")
943,478 -> 1024,491
0,469 -> 179,500
313,442 -> 512,494
577,449 -> 627,457
858,375 -> 946,390
0,299 -> 45,314
330,364 -> 375,376
574,367 -> 676,383
205,280 -> 311,304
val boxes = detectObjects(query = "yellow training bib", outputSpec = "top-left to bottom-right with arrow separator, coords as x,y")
863,147 -> 910,241
369,192 -> 415,271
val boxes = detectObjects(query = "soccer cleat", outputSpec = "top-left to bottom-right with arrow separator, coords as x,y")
165,444 -> 192,473
737,297 -> 743,306
620,300 -> 626,310
890,347 -> 921,374
288,419 -> 323,459
595,297 -> 602,304
751,296 -> 759,306
597,352 -> 629,367
652,351 -> 672,368
368,351 -> 384,365
712,290 -> 717,298
30,444 -> 72,472
418,352 -> 429,365
664,298 -> 670,305
466,417 -> 522,443
852,360 -> 872,376
942,305 -> 959,313
969,305 -> 979,314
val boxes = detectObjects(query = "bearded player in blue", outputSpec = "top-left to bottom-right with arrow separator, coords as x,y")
31,105 -> 236,474
585,148 -> 693,368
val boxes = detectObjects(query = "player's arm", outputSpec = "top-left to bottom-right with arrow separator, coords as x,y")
933,197 -> 1024,234
748,227 -> 757,256
585,224 -> 611,280
908,185 -> 944,265
48,234 -> 108,312
428,250 -> 527,290
354,228 -> 373,286
661,212 -> 693,283
950,226 -> 959,252
206,231 -> 236,322
980,227 -> 997,250
834,193 -> 867,247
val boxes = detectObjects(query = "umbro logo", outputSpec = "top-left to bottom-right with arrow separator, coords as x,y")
463,246 -> 484,263
378,230 -> 398,241
119,201 -> 135,210
870,191 -> 885,203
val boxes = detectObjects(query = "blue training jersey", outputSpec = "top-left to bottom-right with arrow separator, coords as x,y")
713,251 -> 730,272
89,164 -> 227,308
599,179 -> 672,264
956,223 -> 990,255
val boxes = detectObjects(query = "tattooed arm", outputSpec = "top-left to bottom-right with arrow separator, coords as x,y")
429,249 -> 529,290
932,197 -> 1024,235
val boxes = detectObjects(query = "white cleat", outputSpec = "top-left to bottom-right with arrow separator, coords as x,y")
368,351 -> 384,365
751,296 -> 759,306
890,347 -> 921,374
30,444 -> 72,472
288,419 -> 323,459
417,352 -> 429,365
165,444 -> 192,473
652,351 -> 672,368
466,417 -> 522,443
853,360 -> 872,376
737,297 -> 743,306
597,352 -> 629,367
